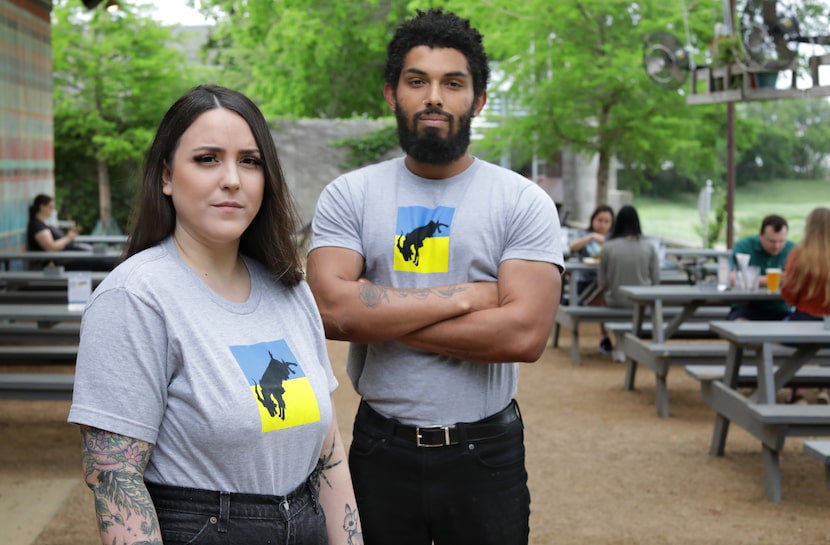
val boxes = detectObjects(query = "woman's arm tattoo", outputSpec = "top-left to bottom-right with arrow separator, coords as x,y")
81,427 -> 160,542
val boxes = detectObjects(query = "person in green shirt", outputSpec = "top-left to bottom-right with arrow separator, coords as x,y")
727,214 -> 794,320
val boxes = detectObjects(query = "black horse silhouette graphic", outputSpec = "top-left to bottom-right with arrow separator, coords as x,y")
253,351 -> 297,420
397,220 -> 448,267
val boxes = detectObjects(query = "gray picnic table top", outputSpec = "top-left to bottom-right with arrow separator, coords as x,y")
74,234 -> 127,244
664,247 -> 731,259
619,285 -> 782,343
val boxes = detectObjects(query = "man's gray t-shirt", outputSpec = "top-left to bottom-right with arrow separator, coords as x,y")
311,157 -> 563,426
68,238 -> 337,495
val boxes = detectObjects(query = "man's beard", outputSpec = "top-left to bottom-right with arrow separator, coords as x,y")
395,101 -> 475,165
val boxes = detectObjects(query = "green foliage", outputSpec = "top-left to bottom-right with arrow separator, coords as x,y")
403,0 -> 725,206
736,99 -> 830,182
635,178 -> 830,244
199,0 -> 412,118
51,0 -> 204,229
182,0 -> 830,209
333,125 -> 398,170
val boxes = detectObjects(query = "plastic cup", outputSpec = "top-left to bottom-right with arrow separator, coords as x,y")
766,268 -> 782,293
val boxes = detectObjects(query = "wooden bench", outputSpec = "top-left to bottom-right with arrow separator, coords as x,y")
606,322 -> 717,355
621,333 -> 830,417
697,380 -> 830,501
0,290 -> 68,304
803,440 -> 830,490
552,305 -> 729,365
0,322 -> 81,343
685,365 -> 830,389
0,344 -> 78,363
0,373 -> 74,400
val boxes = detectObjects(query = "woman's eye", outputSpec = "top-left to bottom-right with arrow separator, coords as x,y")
241,156 -> 262,166
194,155 -> 216,163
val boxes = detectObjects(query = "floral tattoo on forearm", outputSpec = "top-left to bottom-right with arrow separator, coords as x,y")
81,427 -> 161,544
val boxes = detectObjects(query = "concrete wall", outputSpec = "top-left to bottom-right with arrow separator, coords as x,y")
271,119 -> 402,227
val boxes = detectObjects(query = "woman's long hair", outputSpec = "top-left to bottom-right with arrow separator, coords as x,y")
124,85 -> 303,287
607,205 -> 642,240
786,207 -> 830,307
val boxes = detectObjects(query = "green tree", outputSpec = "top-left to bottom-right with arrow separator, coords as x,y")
737,99 -> 830,182
410,0 -> 724,207
197,0 -> 412,118
52,0 -> 203,231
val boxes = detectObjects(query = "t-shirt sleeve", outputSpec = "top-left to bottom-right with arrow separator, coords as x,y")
309,176 -> 365,257
68,287 -> 169,444
502,184 -> 564,270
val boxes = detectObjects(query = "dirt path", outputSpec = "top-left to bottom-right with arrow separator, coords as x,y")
2,333 -> 828,545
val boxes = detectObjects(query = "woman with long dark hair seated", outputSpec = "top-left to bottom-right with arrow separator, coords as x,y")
26,194 -> 110,271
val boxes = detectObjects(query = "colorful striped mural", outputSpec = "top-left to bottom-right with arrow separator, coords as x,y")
0,0 -> 54,251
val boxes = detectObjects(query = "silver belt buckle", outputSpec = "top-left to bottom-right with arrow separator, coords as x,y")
415,426 -> 451,447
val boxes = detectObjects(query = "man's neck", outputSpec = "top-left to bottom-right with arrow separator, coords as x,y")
404,152 -> 474,180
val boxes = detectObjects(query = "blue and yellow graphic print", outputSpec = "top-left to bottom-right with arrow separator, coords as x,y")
394,206 -> 454,273
230,340 -> 320,433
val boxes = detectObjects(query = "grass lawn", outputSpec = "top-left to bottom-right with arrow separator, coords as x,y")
633,178 -> 830,247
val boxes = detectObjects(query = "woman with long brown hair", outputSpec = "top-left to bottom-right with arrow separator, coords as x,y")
781,206 -> 830,404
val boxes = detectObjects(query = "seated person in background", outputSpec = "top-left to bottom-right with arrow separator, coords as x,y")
727,214 -> 794,321
596,204 -> 660,354
26,193 -> 110,271
781,206 -> 830,405
27,194 -> 85,252
568,204 -> 614,296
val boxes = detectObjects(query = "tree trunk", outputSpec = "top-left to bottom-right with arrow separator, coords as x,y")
596,150 -> 610,208
97,158 -> 111,229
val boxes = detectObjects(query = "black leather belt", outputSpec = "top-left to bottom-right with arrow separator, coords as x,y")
357,400 -> 521,448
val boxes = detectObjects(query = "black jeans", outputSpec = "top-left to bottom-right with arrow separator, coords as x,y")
349,399 -> 530,545
146,475 -> 327,545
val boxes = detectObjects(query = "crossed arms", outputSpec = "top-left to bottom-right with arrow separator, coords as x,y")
306,246 -> 562,363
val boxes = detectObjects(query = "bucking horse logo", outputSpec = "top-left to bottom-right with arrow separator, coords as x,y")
253,351 -> 297,420
397,220 -> 448,267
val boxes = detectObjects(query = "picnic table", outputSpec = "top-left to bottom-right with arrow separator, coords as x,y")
616,285 -> 782,417
701,320 -> 830,502
74,234 -> 127,245
619,284 -> 780,343
561,258 -> 691,307
0,304 -> 84,323
0,270 -> 108,289
664,248 -> 731,260
0,250 -> 120,271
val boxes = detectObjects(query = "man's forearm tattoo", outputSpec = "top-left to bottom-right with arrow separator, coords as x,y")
358,283 -> 467,308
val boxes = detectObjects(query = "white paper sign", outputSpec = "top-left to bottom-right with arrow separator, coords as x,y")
67,271 -> 92,311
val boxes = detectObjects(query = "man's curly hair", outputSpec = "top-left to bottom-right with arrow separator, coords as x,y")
384,8 -> 490,98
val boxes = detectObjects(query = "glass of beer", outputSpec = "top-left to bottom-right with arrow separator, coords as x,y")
766,267 -> 782,293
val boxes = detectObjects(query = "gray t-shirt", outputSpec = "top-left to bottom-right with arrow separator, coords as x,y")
311,157 -> 563,426
68,237 -> 336,495
599,237 -> 660,307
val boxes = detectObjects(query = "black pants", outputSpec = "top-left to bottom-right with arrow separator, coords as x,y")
349,399 -> 530,545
